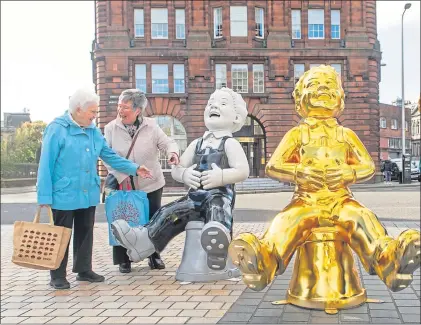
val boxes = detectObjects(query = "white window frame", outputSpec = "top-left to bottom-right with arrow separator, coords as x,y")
331,10 -> 340,39
215,64 -> 227,89
214,7 -> 223,38
255,7 -> 264,38
230,6 -> 248,37
151,8 -> 168,39
232,64 -> 248,93
154,116 -> 187,171
151,64 -> 169,94
253,64 -> 264,93
391,119 -> 398,130
294,64 -> 305,84
380,117 -> 387,129
134,9 -> 144,38
405,120 -> 408,131
176,9 -> 185,40
308,9 -> 325,39
135,64 -> 146,93
291,9 -> 301,39
173,64 -> 185,93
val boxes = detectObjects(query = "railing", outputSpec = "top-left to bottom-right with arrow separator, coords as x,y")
0,163 -> 38,179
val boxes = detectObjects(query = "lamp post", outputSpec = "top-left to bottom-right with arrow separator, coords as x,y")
401,3 -> 411,183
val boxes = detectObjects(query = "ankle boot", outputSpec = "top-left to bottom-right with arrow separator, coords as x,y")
148,252 -> 165,270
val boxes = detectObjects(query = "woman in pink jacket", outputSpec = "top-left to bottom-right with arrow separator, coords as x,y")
104,89 -> 179,273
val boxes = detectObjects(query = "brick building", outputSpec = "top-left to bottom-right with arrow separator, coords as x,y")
92,0 -> 383,182
410,99 -> 420,161
379,102 -> 411,161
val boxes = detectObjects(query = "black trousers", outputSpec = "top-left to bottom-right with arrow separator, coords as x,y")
113,187 -> 164,265
50,206 -> 96,279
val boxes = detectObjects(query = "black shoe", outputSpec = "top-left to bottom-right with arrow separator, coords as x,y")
76,270 -> 105,282
119,262 -> 131,274
50,278 -> 70,289
148,252 -> 165,270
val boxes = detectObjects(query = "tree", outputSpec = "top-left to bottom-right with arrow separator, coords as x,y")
1,121 -> 47,165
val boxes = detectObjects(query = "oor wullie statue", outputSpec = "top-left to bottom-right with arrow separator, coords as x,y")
112,88 -> 249,273
229,65 -> 420,311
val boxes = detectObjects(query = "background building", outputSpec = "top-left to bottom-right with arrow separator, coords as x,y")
0,109 -> 31,143
92,0 -> 382,182
379,102 -> 411,160
410,98 -> 420,160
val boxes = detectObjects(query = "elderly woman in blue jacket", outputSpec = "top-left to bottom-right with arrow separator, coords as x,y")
37,87 -> 152,289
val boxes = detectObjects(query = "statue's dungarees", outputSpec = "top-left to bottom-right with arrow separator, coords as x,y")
147,136 -> 235,252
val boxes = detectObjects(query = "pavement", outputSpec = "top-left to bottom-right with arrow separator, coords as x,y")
1,184 -> 420,324
1,221 -> 420,324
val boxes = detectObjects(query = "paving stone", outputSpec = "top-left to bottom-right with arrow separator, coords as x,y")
152,309 -> 182,317
398,307 -> 421,314
395,300 -> 421,307
129,317 -> 162,324
219,312 -> 253,322
46,316 -> 82,323
282,312 -> 311,321
0,317 -> 29,324
46,309 -> 81,317
158,316 -> 189,323
179,309 -> 207,317
371,318 -> 403,324
368,302 -> 396,310
370,309 -> 400,318
340,313 -> 370,323
249,316 -> 280,323
254,308 -> 284,317
309,317 -> 339,324
401,314 -> 421,323
187,317 -> 220,324
341,305 -> 368,314
102,317 -> 136,323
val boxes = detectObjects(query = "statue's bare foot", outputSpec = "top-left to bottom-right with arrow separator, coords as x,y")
383,229 -> 420,292
228,233 -> 277,291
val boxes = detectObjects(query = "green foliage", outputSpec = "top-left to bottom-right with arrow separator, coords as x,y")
1,121 -> 47,167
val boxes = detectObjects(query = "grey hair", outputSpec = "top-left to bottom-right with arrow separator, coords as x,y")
118,89 -> 148,113
69,88 -> 100,113
215,87 -> 248,132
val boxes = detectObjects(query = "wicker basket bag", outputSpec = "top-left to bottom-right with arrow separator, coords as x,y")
12,206 -> 72,270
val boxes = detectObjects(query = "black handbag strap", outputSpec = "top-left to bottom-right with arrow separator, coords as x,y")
125,131 -> 140,159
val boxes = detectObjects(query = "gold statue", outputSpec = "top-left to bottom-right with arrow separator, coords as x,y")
229,65 -> 420,313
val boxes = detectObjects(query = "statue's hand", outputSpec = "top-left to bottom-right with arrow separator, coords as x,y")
182,164 -> 202,190
326,164 -> 355,190
201,163 -> 223,190
295,164 -> 325,191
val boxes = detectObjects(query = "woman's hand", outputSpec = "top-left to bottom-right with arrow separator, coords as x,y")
168,152 -> 180,166
137,165 -> 153,179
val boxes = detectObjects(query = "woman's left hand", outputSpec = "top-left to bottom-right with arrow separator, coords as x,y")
168,152 -> 180,165
137,165 -> 153,179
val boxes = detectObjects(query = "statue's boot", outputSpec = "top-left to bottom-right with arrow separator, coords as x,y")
111,220 -> 155,263
377,229 -> 421,292
228,233 -> 278,291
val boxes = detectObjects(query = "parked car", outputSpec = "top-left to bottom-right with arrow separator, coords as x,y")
410,160 -> 420,181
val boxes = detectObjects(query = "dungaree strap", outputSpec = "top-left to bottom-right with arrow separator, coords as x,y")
195,137 -> 204,153
217,136 -> 232,151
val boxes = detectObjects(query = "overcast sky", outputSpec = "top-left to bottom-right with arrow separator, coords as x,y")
1,1 -> 420,123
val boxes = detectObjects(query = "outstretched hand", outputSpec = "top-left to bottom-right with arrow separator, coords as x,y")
137,165 -> 153,179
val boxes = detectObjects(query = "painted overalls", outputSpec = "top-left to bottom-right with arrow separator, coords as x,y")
145,136 -> 236,253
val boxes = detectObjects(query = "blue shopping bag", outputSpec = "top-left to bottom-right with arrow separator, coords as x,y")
105,190 -> 149,246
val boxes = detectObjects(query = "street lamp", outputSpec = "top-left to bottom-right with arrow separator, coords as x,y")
401,3 -> 411,156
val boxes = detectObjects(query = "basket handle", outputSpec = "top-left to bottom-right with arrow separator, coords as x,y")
33,206 -> 54,225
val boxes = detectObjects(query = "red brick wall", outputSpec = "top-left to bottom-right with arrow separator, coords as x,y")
93,0 -> 382,182
379,103 -> 412,160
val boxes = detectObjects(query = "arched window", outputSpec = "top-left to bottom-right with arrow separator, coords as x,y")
153,115 -> 187,171
417,120 -> 420,136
